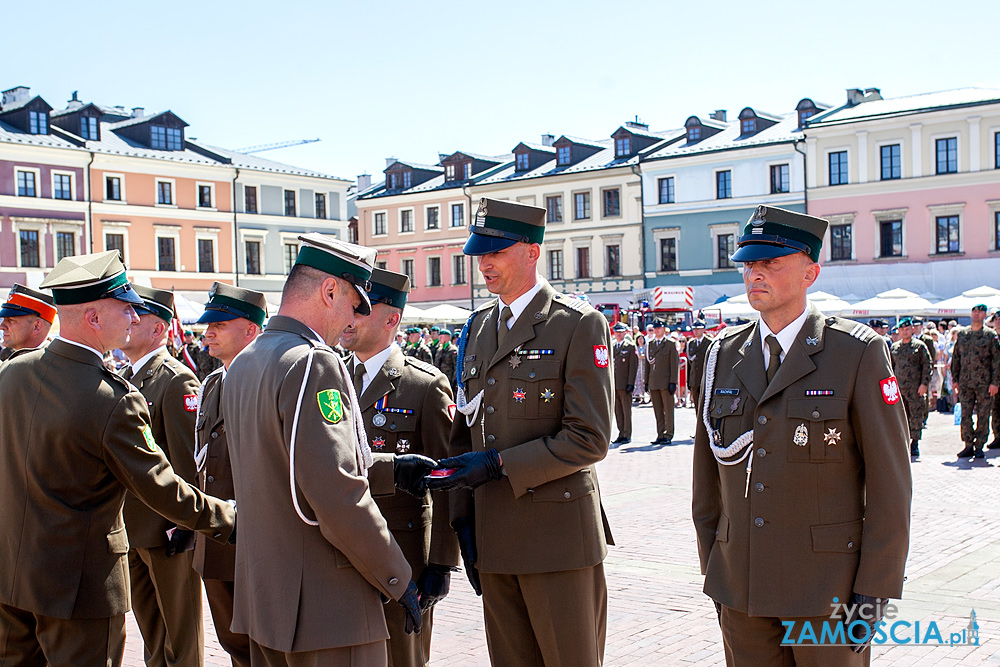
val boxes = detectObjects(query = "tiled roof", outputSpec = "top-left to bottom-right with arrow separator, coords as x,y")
808,87 -> 1000,126
643,113 -> 800,162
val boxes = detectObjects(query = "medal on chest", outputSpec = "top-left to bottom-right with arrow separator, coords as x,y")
793,423 -> 809,447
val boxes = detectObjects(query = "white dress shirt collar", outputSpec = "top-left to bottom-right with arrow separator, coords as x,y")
758,306 -> 809,369
127,345 -> 167,379
498,276 -> 544,331
354,344 -> 395,397
55,336 -> 104,362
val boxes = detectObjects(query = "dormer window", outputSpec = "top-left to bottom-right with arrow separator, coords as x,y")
445,164 -> 456,180
29,110 -> 48,135
515,152 -> 530,171
463,163 -> 472,179
741,118 -> 755,135
151,125 -> 182,150
615,136 -> 631,157
557,146 -> 571,166
402,171 -> 412,188
800,110 -> 813,125
795,98 -> 825,129
688,127 -> 701,142
80,115 -> 99,140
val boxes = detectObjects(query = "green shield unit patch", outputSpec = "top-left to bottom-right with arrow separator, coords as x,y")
317,389 -> 343,423
141,425 -> 157,451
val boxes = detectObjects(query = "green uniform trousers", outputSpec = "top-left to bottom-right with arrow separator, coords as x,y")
203,580 -> 251,667
128,546 -> 204,667
959,385 -> 993,448
0,603 -> 125,667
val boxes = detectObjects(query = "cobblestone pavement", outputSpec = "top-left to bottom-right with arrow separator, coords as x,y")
124,403 -> 1000,665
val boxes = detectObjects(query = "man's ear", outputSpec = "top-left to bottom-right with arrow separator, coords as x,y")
320,277 -> 340,307
85,306 -> 101,331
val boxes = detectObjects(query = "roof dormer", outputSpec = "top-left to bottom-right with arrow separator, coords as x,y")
683,116 -> 725,145
552,136 -> 604,168
439,151 -> 503,183
511,142 -> 556,172
736,107 -> 780,138
51,98 -> 104,141
383,160 -> 442,191
0,87 -> 52,135
110,110 -> 188,151
611,120 -> 662,158
795,98 -> 829,129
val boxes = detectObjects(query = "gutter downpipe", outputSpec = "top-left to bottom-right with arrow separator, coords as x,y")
793,138 -> 808,214
463,184 -> 474,310
630,163 -> 645,296
86,150 -> 95,252
232,168 -> 240,286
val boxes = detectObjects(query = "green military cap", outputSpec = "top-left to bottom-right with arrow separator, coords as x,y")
131,285 -> 175,323
897,316 -> 914,327
294,232 -> 376,315
38,250 -> 144,306
0,284 -> 57,323
464,197 -> 546,256
367,268 -> 410,310
730,205 -> 829,263
972,303 -> 988,312
430,326 -> 440,332
406,326 -> 420,334
439,329 -> 453,336
198,282 -> 268,327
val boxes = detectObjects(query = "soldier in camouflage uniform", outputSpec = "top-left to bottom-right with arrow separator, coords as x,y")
891,317 -> 932,457
432,328 -> 457,393
404,326 -> 434,363
989,309 -> 1000,450
950,304 -> 1000,459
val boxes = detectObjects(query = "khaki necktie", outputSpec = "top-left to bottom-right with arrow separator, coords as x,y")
765,335 -> 782,384
353,361 -> 366,399
497,306 -> 513,348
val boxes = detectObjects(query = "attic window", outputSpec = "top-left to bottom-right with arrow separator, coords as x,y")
741,118 -> 755,135
515,152 -> 530,171
687,127 -> 701,142
615,136 -> 631,157
29,110 -> 48,135
463,163 -> 472,179
445,164 -> 456,181
151,125 -> 182,150
402,171 -> 412,188
80,115 -> 99,140
798,109 -> 814,126
557,145 -> 571,166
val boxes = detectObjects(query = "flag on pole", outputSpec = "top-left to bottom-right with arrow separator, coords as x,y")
171,293 -> 197,373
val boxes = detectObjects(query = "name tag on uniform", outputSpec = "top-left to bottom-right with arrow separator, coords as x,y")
714,388 -> 739,395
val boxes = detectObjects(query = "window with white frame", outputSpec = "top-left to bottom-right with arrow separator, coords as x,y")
55,230 -> 76,261
426,206 -> 440,230
716,170 -> 732,199
652,228 -> 680,273
573,191 -> 591,220
284,190 -> 296,216
828,151 -> 848,185
452,254 -> 467,285
197,238 -> 215,272
16,169 -> 38,197
105,174 -> 123,202
605,244 -> 621,277
401,258 -> 415,284
106,232 -> 126,258
711,224 -> 739,269
244,185 -> 258,213
547,249 -> 564,281
872,209 -> 907,259
427,257 -> 442,286
156,180 -> 174,205
658,177 -> 674,204
29,110 -> 48,135
52,173 -> 73,200
315,193 -> 326,219
157,236 -> 177,271
928,204 -> 964,255
373,211 -> 387,236
935,137 -> 958,174
19,228 -> 41,267
769,164 -> 789,194
400,209 -> 414,233
284,241 -> 299,274
451,203 -> 464,227
546,195 -> 563,223
602,188 -> 621,218
197,184 -> 214,208
245,239 -> 262,274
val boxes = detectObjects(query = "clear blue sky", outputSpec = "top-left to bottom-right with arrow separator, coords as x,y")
7,0 -> 999,182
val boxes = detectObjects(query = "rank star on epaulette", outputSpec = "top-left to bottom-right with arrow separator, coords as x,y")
512,387 -> 526,403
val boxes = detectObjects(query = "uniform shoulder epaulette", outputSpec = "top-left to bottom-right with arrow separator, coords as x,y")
160,354 -> 185,376
102,365 -> 134,392
825,317 -> 879,344
551,292 -> 592,314
715,321 -> 754,343
474,300 -> 494,313
403,356 -> 439,377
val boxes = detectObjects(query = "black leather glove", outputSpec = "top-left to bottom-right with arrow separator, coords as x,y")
846,593 -> 887,653
164,529 -> 195,557
425,449 -> 503,492
416,563 -> 454,613
668,383 -> 677,395
626,384 -> 634,393
394,454 -> 437,497
397,580 -> 422,634
451,517 -> 481,596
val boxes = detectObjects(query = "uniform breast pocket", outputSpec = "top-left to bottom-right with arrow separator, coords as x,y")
370,414 -> 417,455
787,398 -> 849,462
529,468 -> 595,502
509,360 -> 562,419
709,395 -> 747,446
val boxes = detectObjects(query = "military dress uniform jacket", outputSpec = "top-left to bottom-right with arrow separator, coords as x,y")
433,342 -> 458,392
192,368 -> 236,580
644,336 -> 679,390
450,281 -> 614,574
951,325 -> 1000,388
353,346 -> 460,571
686,336 -> 712,390
222,316 -> 411,653
0,340 -> 234,620
612,339 -> 637,391
692,307 -> 912,618
123,348 -> 202,548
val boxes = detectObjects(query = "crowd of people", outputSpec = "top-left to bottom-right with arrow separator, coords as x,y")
0,199 -> 996,667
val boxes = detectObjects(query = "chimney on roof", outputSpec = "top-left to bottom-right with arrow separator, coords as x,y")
131,107 -> 144,118
357,174 -> 372,191
2,86 -> 30,106
66,90 -> 82,109
846,89 -> 864,106
386,157 -> 397,168
625,115 -> 648,131
541,134 -> 555,147
710,110 -> 727,122
864,87 -> 882,101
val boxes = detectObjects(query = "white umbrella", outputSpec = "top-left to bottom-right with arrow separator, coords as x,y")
925,285 -> 1000,317
841,288 -> 933,319
172,292 -> 205,324
400,304 -> 427,323
806,290 -> 852,317
714,294 -> 759,320
420,304 -> 473,324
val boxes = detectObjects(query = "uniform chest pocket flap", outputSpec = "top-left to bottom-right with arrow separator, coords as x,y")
787,398 -> 849,463
371,415 -> 415,453
530,468 -> 595,502
509,360 -> 562,419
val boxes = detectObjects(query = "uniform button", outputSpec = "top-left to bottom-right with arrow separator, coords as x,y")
754,482 -> 764,492
407,522 -> 414,528
389,577 -> 398,585
754,517 -> 764,528
812,410 -> 820,419
716,408 -> 722,414
486,406 -> 495,414
211,432 -> 219,439
487,435 -> 495,443
563,491 -> 571,498
208,475 -> 215,483
847,541 -> 854,549
488,378 -> 496,386
390,424 -> 397,430
756,448 -> 766,457
529,372 -> 536,378
758,415 -> 767,425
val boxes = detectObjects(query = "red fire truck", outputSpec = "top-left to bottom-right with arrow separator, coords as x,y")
596,286 -> 723,337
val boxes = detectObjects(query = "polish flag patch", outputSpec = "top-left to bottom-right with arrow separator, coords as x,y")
447,404 -> 457,421
184,394 -> 198,412
879,377 -> 900,405
593,345 -> 610,368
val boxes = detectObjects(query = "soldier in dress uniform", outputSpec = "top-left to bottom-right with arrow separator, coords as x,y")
340,268 -> 460,667
426,197 -> 615,667
0,251 -> 235,667
686,320 -> 712,409
190,282 -> 269,667
0,283 -> 56,355
692,205 -> 911,666
890,317 -> 932,458
222,233 -> 422,666
433,327 -> 458,392
612,322 -> 637,444
644,319 -> 679,444
118,285 -> 205,667
950,304 -> 1000,459
405,326 -> 434,363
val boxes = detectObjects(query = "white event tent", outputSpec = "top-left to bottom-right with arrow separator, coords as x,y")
841,289 -> 934,319
924,285 -> 1000,317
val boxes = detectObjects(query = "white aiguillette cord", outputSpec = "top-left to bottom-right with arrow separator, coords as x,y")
289,345 -> 373,527
702,340 -> 756,498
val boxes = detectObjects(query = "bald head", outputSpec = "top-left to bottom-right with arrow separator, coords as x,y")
57,300 -> 140,354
